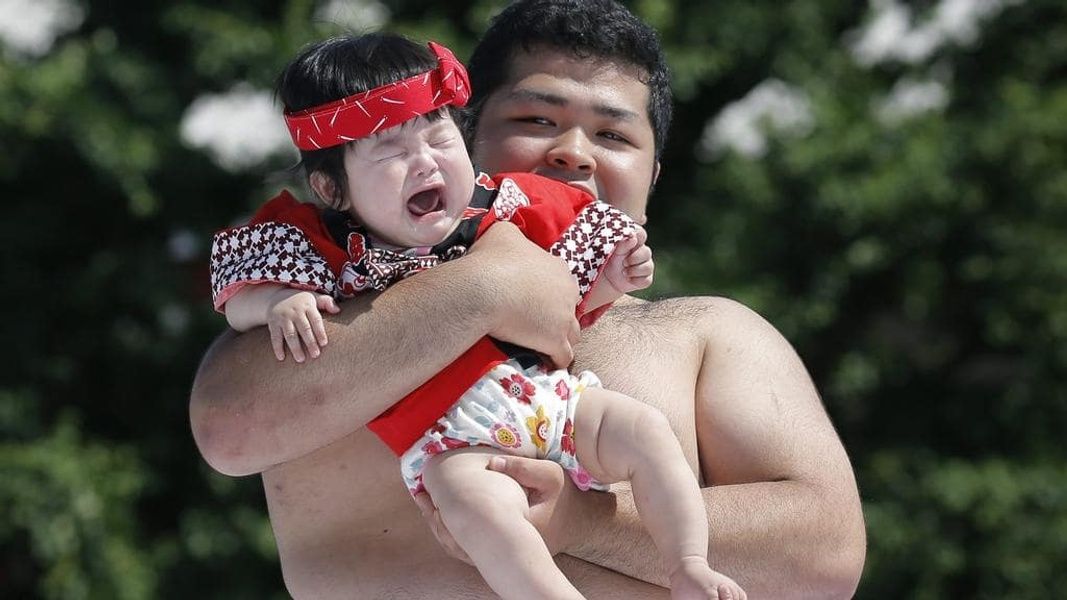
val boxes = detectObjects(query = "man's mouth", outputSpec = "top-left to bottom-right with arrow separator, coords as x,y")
407,188 -> 445,216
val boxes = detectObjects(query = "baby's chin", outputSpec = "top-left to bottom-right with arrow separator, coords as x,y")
401,213 -> 462,247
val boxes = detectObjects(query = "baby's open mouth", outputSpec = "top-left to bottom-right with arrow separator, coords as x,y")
407,188 -> 445,216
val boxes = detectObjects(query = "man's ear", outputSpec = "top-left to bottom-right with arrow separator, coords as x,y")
652,160 -> 661,187
309,171 -> 345,210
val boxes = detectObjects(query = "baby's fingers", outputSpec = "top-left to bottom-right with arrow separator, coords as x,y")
625,243 -> 653,267
613,226 -> 647,262
308,306 -> 329,349
611,233 -> 639,259
626,256 -> 655,290
282,321 -> 307,363
269,324 -> 287,361
317,294 -> 341,314
295,313 -> 322,359
629,225 -> 648,246
626,257 -> 655,278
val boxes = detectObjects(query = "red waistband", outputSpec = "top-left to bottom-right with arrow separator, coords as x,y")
367,337 -> 506,455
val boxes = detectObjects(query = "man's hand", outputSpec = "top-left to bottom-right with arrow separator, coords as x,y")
488,452 -> 588,555
413,455 -> 582,563
470,223 -> 581,368
412,491 -> 473,565
485,455 -> 578,555
265,288 -> 340,362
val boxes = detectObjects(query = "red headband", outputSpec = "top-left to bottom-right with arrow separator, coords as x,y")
284,41 -> 471,151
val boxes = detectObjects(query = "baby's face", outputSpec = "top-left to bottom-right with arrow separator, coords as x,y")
342,115 -> 475,249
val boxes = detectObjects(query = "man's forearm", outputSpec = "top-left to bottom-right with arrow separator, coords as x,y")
563,296 -> 865,597
190,260 -> 496,476
190,222 -> 585,477
569,478 -> 864,598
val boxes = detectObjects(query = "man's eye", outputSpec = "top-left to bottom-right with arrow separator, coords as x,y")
430,137 -> 454,147
377,151 -> 405,161
600,131 -> 630,144
517,116 -> 553,126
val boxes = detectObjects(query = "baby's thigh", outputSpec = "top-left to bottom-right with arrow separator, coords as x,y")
421,447 -> 531,520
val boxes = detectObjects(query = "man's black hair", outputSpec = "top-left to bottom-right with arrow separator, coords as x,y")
276,33 -> 451,208
466,0 -> 672,159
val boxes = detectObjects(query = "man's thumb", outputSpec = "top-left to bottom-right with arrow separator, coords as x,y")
487,455 -> 553,488
487,455 -> 511,474
487,455 -> 533,481
412,491 -> 433,517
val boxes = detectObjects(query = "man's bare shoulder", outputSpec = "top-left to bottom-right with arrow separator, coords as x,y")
595,294 -> 765,339
574,294 -> 770,378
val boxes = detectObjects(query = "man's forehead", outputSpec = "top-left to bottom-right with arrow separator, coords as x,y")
502,87 -> 641,122
498,48 -> 652,118
507,44 -> 648,78
504,46 -> 650,88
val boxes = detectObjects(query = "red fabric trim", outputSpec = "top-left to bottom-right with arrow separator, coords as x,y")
578,304 -> 612,328
213,279 -> 324,313
368,338 -> 507,455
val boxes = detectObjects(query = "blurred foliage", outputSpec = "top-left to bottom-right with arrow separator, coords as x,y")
2,0 -> 1064,597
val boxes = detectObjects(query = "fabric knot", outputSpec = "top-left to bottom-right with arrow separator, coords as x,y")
428,41 -> 470,107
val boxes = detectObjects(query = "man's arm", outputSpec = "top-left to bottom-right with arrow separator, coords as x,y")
574,297 -> 864,597
492,296 -> 865,598
190,223 -> 581,477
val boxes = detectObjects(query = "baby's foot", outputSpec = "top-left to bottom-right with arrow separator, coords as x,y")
669,556 -> 747,600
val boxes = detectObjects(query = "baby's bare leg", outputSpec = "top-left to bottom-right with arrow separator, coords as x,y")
575,388 -> 746,600
421,447 -> 585,600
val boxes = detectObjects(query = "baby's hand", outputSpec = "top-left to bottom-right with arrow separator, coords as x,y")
266,288 -> 340,362
603,225 -> 654,295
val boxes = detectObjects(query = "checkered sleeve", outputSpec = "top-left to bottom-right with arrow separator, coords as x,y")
209,221 -> 337,312
547,201 -> 636,316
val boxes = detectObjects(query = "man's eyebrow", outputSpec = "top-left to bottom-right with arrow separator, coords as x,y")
505,88 -> 639,121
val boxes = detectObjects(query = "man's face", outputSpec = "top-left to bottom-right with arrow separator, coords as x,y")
471,48 -> 659,223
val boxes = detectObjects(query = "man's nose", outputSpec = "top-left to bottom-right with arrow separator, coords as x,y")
545,128 -> 595,173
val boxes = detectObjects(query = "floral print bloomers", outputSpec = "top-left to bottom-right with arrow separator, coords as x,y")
400,359 -> 608,495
